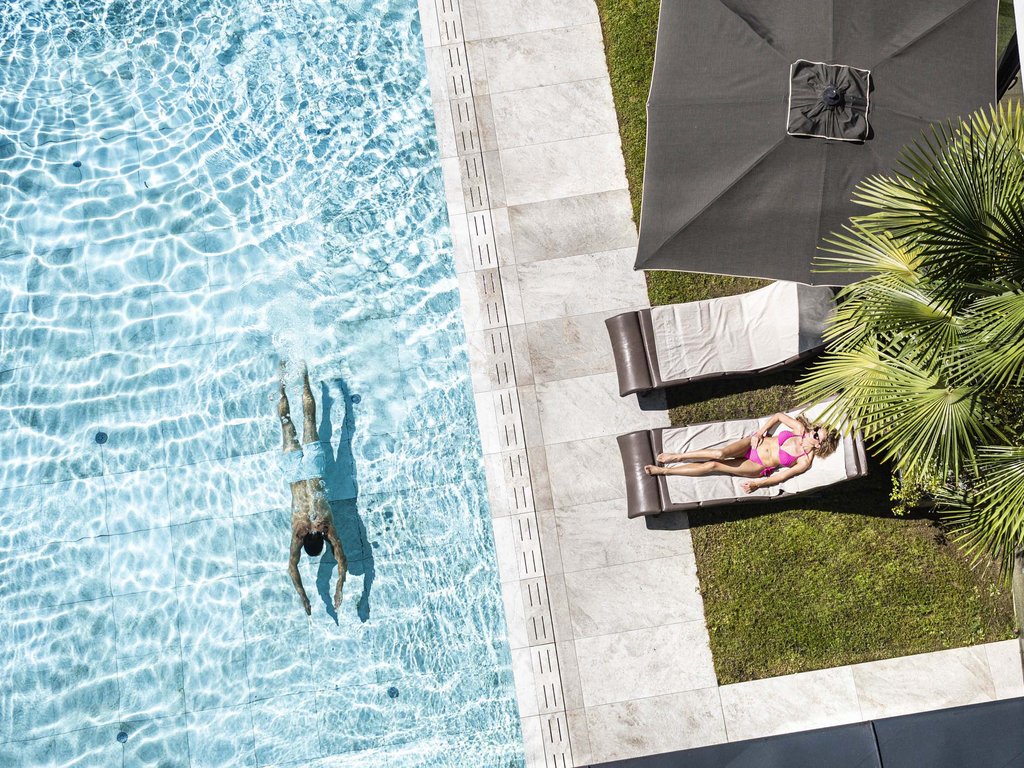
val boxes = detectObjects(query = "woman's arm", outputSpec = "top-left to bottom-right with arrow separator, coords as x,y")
742,456 -> 812,493
753,412 -> 783,438
774,412 -> 805,433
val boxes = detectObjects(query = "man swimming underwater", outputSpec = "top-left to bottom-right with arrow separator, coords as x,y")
278,363 -> 346,615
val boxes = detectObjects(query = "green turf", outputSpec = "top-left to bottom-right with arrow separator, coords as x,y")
595,0 -> 1019,684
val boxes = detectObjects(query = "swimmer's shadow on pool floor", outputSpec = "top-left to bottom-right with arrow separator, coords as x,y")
314,378 -> 375,624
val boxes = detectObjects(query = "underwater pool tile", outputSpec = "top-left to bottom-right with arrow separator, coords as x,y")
116,650 -> 186,720
232,508 -> 292,576
245,628 -> 314,702
229,451 -> 290,517
315,684 -> 389,757
102,467 -> 171,534
186,704 -> 258,768
0,721 -> 121,767
171,516 -> 238,586
164,456 -> 237,525
120,714 -> 191,768
182,637 -> 251,712
240,570 -> 310,640
250,692 -> 322,767
107,525 -> 175,595
175,576 -> 245,647
112,588 -> 180,659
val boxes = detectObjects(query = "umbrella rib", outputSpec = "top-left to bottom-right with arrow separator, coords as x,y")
713,0 -> 789,63
645,135 -> 788,257
865,0 -> 980,70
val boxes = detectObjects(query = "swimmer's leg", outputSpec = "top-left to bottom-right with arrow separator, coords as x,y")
279,364 -> 300,453
301,362 -> 320,444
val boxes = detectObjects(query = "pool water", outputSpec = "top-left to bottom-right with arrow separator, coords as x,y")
0,0 -> 524,766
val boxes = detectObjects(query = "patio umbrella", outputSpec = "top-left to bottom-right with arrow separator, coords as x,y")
635,0 -> 997,285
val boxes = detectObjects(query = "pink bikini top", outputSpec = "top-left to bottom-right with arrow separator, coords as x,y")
776,431 -> 805,467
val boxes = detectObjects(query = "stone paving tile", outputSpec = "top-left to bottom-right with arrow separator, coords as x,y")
515,248 -> 647,322
525,310 -> 627,384
852,645 -> 996,721
986,639 -> 1024,699
472,24 -> 607,95
545,436 -> 627,509
719,666 -> 862,742
490,79 -> 620,149
556,498 -> 692,573
575,622 -> 717,707
461,0 -> 598,41
564,554 -> 705,638
584,687 -> 727,764
507,189 -> 638,264
500,133 -> 629,207
536,371 -> 666,444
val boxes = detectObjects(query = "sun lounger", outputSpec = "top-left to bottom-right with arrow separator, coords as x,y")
605,281 -> 836,396
617,402 -> 868,518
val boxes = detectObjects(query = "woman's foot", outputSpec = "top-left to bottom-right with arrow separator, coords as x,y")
656,452 -> 680,464
644,465 -> 663,476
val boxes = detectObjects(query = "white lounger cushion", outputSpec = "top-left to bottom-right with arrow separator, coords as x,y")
650,281 -> 834,383
661,403 -> 852,506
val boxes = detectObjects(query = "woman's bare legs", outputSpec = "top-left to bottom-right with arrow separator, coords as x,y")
657,437 -> 751,464
644,457 -> 761,478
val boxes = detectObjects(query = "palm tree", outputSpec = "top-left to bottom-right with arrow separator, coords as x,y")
797,102 -> 1024,574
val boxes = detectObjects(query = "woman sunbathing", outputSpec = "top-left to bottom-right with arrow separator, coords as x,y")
644,412 -> 840,494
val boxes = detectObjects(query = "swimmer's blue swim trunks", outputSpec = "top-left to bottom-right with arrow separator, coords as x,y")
280,441 -> 327,483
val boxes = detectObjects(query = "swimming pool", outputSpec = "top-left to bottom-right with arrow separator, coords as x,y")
0,0 -> 524,765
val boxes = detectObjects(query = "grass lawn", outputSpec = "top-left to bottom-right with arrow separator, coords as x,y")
595,0 -> 1019,684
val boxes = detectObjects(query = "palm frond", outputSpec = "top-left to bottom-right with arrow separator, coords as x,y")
941,445 -> 1024,574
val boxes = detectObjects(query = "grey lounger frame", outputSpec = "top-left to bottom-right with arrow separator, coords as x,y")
617,424 -> 869,519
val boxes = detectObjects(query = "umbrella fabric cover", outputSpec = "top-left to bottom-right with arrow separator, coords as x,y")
787,60 -> 871,141
636,0 -> 997,285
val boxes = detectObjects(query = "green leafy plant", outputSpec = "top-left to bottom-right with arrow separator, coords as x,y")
798,102 -> 1024,573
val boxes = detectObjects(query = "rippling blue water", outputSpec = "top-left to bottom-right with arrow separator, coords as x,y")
0,0 -> 524,765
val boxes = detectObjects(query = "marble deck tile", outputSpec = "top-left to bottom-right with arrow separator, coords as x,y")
985,640 -> 1024,699
474,24 -> 607,95
546,570 -> 575,644
508,322 -> 535,384
584,687 -> 727,764
852,645 -> 996,720
519,714 -> 548,768
415,0 -> 441,48
512,646 -> 541,717
545,435 -> 627,509
575,621 -> 717,707
500,577 -> 530,649
566,708 -> 593,767
556,498 -> 692,572
525,310 -> 625,384
491,79 -> 619,149
461,0 -> 598,41
536,371 -> 667,444
515,248 -> 648,323
516,384 -> 544,447
556,640 -> 586,711
500,134 -> 629,208
536,507 -> 563,575
564,555 -> 704,638
719,666 -> 862,742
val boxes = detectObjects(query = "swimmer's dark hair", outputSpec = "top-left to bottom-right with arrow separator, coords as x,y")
303,532 -> 324,557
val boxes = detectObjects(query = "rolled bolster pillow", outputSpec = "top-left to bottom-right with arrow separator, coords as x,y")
606,312 -> 654,397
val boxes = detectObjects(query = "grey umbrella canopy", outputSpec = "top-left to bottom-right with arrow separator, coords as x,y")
635,0 -> 997,285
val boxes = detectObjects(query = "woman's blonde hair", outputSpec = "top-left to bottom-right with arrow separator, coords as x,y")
797,414 -> 840,459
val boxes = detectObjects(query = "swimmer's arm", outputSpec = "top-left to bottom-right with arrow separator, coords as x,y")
287,535 -> 311,615
326,522 -> 347,610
